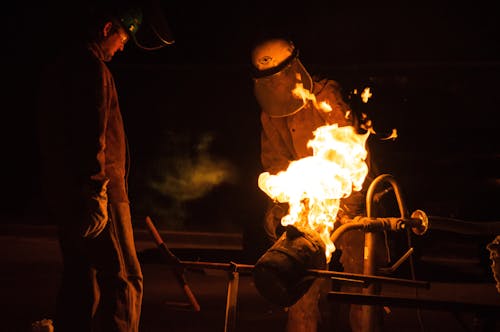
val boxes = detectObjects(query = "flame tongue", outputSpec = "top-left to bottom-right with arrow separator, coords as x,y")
258,124 -> 370,261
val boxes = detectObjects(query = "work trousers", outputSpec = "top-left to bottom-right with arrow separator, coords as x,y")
55,202 -> 143,332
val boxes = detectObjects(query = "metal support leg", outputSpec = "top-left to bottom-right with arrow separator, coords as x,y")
361,232 -> 377,332
224,268 -> 240,332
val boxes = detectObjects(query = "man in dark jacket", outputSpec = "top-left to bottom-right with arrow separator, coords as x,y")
36,3 -> 173,331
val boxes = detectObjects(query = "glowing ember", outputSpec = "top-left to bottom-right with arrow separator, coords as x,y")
349,86 -> 397,139
381,128 -> 398,141
258,124 -> 370,261
361,87 -> 373,103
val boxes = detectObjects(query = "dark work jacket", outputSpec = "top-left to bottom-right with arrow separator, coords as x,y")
38,42 -> 129,236
261,79 -> 351,173
260,78 -> 371,218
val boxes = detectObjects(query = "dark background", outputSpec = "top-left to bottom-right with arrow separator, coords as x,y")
2,1 -> 500,236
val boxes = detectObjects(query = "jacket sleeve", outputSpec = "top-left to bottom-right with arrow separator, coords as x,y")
260,112 -> 295,174
68,57 -> 109,237
316,79 -> 352,127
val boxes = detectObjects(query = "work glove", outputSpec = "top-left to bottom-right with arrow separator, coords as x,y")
264,201 -> 289,243
81,178 -> 109,239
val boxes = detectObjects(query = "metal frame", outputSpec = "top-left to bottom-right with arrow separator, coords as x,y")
144,174 -> 500,331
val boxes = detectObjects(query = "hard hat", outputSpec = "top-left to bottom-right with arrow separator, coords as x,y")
118,6 -> 143,40
252,38 -> 313,118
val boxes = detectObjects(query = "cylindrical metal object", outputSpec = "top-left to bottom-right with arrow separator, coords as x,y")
253,225 -> 327,307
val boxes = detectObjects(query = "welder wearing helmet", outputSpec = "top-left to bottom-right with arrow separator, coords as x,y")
251,38 -> 385,332
37,2 -> 173,332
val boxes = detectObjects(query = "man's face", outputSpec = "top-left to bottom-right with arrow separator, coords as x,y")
101,23 -> 129,62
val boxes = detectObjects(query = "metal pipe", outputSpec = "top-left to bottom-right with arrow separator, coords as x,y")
327,291 -> 500,313
176,261 -> 429,288
144,216 -> 201,311
180,261 -> 255,273
224,268 -> 240,332
378,248 -> 414,274
366,173 -> 408,218
362,174 -> 408,332
330,216 -> 426,243
330,219 -> 370,243
306,269 -> 429,289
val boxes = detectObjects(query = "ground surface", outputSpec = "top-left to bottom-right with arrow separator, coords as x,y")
1,224 -> 500,332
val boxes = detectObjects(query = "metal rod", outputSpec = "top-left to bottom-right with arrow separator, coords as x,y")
366,174 -> 408,218
224,269 -> 240,332
179,261 -> 429,289
330,216 -> 424,243
144,216 -> 201,312
378,248 -> 414,274
330,221 -> 368,243
180,261 -> 255,273
328,291 -> 500,313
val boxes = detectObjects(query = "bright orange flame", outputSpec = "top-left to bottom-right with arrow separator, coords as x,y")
292,83 -> 332,112
258,124 -> 370,261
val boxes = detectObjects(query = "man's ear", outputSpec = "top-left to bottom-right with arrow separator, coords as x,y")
103,21 -> 114,37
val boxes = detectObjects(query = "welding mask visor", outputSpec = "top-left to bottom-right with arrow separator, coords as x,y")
253,55 -> 313,118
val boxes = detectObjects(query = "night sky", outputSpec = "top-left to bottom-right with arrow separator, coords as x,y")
2,2 -> 500,234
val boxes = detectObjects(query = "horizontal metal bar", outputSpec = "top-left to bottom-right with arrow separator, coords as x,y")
180,261 -> 429,289
307,269 -> 430,289
328,291 -> 500,313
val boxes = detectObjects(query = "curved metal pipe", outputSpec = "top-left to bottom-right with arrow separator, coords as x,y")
362,173 -> 409,332
366,173 -> 408,219
330,218 -> 368,243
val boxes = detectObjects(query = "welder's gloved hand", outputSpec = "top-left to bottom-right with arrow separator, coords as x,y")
339,191 -> 366,219
334,209 -> 352,227
264,202 -> 289,244
81,178 -> 109,239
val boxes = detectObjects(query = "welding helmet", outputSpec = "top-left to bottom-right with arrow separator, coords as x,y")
252,38 -> 313,118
